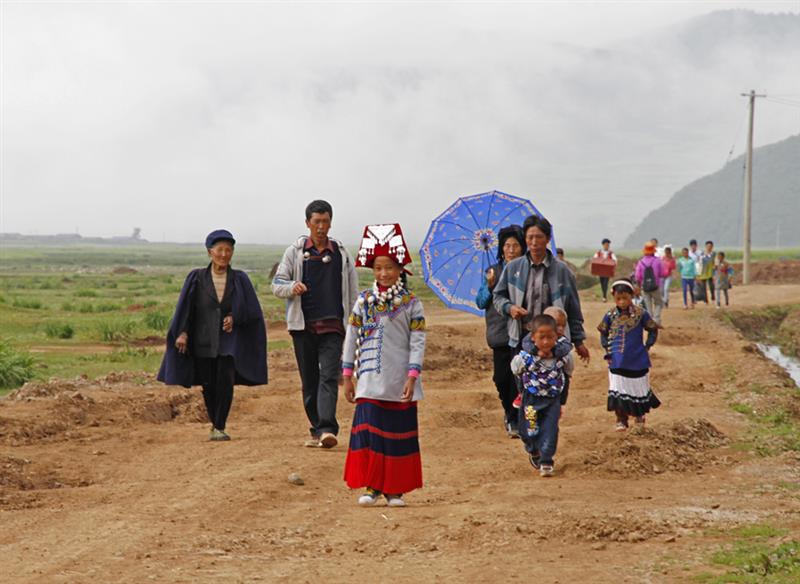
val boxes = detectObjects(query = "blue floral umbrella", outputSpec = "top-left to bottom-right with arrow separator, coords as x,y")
420,190 -> 556,316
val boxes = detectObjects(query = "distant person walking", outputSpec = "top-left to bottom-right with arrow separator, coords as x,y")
714,251 -> 732,308
475,225 -> 525,438
677,247 -> 697,309
661,246 -> 676,308
158,230 -> 268,441
696,241 -> 716,304
634,242 -> 665,325
593,238 -> 617,303
272,200 -> 358,449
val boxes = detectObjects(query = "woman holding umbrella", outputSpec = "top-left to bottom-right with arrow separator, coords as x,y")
158,229 -> 268,441
475,225 -> 526,438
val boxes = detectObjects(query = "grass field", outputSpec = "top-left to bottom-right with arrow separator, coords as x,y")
0,244 -> 442,391
1,243 -> 797,392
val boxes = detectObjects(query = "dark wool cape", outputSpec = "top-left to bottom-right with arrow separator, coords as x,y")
157,266 -> 268,387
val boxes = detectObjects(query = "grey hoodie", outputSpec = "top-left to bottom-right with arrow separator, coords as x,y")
271,236 -> 359,332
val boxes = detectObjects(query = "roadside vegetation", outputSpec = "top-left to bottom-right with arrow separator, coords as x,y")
694,525 -> 799,583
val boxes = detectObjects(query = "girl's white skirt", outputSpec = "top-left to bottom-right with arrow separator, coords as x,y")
607,371 -> 660,416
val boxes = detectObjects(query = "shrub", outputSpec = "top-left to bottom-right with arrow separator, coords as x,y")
97,320 -> 136,342
0,340 -> 36,389
76,289 -> 98,298
94,303 -> 121,313
144,312 -> 170,331
12,298 -> 43,309
78,302 -> 95,313
44,323 -> 75,339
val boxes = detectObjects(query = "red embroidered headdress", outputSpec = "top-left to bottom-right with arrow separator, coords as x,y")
356,223 -> 412,271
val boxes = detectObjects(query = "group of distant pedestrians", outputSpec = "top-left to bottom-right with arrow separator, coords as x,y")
676,239 -> 733,310
593,237 -> 733,321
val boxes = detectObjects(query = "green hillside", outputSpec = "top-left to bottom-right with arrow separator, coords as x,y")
625,134 -> 800,248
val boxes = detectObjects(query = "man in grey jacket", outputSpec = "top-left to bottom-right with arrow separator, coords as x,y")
272,200 -> 358,448
492,215 -> 590,363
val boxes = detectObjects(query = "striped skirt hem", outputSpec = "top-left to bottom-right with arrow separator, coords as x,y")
344,398 -> 422,494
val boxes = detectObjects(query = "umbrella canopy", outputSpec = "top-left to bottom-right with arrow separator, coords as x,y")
420,190 -> 556,316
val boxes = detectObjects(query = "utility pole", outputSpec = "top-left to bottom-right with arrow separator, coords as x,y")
740,89 -> 766,285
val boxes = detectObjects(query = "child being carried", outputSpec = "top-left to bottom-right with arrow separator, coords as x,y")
511,313 -> 573,477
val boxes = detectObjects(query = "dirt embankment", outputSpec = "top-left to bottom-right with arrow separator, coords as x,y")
1,373 -> 206,447
723,304 -> 800,358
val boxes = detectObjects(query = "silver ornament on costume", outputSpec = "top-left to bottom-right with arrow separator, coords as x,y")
303,251 -> 311,259
322,255 -> 332,263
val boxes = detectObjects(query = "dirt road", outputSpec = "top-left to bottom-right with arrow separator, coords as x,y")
2,285 -> 799,583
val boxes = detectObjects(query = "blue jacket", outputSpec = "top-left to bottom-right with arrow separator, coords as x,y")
492,250 -> 586,349
158,266 -> 268,388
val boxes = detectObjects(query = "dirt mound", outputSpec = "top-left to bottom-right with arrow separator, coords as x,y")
1,376 -> 206,445
112,266 -> 138,274
566,511 -> 710,543
582,418 -> 729,476
731,260 -> 800,285
0,455 -> 91,491
426,345 -> 489,376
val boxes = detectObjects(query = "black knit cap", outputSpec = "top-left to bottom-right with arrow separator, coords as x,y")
496,224 -> 525,261
205,229 -> 236,249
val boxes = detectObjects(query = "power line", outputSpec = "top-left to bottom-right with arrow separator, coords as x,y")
725,101 -> 751,165
765,97 -> 800,108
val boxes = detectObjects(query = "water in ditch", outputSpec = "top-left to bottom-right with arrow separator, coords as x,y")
757,343 -> 800,387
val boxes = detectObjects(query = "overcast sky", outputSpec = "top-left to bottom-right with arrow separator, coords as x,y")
2,1 -> 799,247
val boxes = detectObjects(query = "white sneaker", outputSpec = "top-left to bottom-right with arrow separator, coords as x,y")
539,465 -> 554,477
320,432 -> 338,449
358,488 -> 381,506
385,495 -> 406,507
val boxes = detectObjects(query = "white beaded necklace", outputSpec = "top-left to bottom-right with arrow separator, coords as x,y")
358,276 -> 405,308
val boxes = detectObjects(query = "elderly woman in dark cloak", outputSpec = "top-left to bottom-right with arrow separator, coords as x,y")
158,230 -> 268,441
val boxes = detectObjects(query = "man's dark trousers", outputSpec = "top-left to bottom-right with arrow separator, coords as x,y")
291,330 -> 342,437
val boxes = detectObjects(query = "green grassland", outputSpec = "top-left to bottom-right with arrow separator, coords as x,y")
1,244 -> 796,392
0,244 -> 441,391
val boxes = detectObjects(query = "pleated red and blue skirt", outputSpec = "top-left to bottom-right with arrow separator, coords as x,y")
344,398 -> 423,495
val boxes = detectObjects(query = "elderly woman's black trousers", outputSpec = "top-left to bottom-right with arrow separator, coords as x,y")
196,356 -> 235,431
